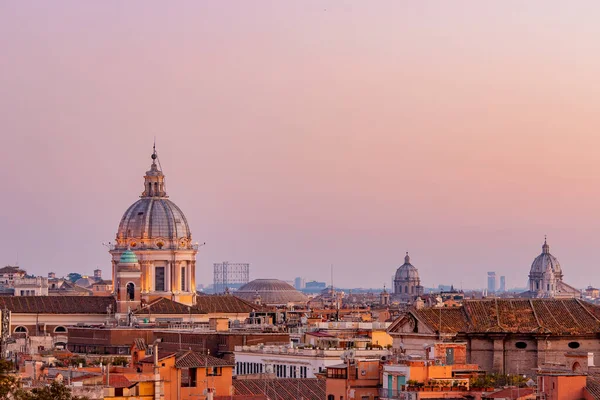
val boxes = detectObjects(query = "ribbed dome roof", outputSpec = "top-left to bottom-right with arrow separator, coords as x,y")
117,198 -> 191,240
234,279 -> 308,305
395,253 -> 420,281
115,147 -> 192,245
530,239 -> 562,277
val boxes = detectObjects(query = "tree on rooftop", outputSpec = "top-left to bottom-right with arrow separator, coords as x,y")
21,381 -> 89,400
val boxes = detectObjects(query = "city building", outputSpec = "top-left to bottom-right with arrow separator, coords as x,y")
499,276 -> 506,292
393,253 -> 424,302
136,347 -> 235,400
0,265 -> 26,286
234,344 -> 390,379
487,272 -> 496,294
326,358 -> 381,400
13,277 -> 48,296
294,277 -> 305,290
387,298 -> 600,375
304,281 -> 327,291
522,238 -> 580,298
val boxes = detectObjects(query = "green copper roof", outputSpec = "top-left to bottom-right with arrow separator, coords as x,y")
120,249 -> 138,264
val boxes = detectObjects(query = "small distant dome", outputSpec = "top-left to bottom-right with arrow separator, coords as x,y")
120,249 -> 139,264
74,276 -> 97,288
234,279 -> 308,306
395,252 -> 420,281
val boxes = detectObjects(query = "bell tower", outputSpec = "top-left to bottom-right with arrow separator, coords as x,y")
115,249 -> 142,315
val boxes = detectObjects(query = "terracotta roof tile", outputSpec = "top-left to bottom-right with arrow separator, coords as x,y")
175,350 -> 234,368
232,378 -> 325,400
390,299 -> 600,335
134,298 -> 207,315
0,296 -> 115,314
196,295 -> 258,314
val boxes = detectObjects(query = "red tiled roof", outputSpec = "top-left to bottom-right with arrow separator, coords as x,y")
102,374 -> 134,389
232,378 -> 325,400
175,350 -> 234,368
134,297 -> 207,315
483,387 -> 534,399
139,350 -> 177,363
389,299 -> 600,335
196,295 -> 258,314
0,296 -> 115,314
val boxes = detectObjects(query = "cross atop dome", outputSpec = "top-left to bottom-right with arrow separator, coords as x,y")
542,236 -> 550,254
141,144 -> 167,198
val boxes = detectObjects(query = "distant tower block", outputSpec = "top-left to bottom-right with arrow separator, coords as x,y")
213,262 -> 250,294
499,276 -> 506,292
487,272 -> 497,293
94,269 -> 102,279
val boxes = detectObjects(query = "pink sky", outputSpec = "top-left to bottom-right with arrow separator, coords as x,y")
1,1 -> 600,289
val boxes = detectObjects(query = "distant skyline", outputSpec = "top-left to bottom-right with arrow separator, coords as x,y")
2,2 -> 600,289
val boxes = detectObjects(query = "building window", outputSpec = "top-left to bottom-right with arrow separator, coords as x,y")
404,286 -> 408,293
515,342 -> 527,349
155,267 -> 165,291
127,282 -> 135,301
14,326 -> 27,333
54,326 -> 67,333
182,368 -> 197,387
207,367 -> 222,376
569,342 -> 580,349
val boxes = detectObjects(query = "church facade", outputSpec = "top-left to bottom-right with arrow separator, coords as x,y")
110,147 -> 199,314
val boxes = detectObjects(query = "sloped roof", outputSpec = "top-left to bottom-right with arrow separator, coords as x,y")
134,297 -> 207,315
102,374 -> 135,389
232,378 -> 325,400
483,387 -> 534,399
389,299 -> 600,335
139,350 -> 178,363
196,295 -> 258,314
0,296 -> 115,314
587,373 -> 600,400
139,350 -> 233,368
0,266 -> 25,274
175,350 -> 234,368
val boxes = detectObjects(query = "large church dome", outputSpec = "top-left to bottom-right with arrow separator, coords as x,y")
117,198 -> 190,241
114,147 -> 192,250
529,239 -> 562,278
395,253 -> 420,280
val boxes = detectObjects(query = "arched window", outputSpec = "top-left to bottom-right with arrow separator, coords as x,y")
328,395 -> 335,400
536,281 -> 539,290
127,282 -> 135,301
54,326 -> 67,333
573,361 -> 582,373
404,286 -> 408,294
14,326 -> 27,333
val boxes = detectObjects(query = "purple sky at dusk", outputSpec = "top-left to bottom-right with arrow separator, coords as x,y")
2,1 -> 600,289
